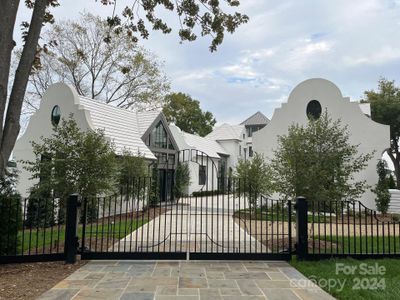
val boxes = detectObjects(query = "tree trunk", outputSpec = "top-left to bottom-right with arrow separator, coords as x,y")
0,0 -> 20,176
0,0 -> 48,177
387,149 -> 400,189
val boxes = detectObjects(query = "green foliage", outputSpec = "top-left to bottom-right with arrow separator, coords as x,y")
163,93 -> 216,137
103,1 -> 249,52
363,78 -> 400,188
373,160 -> 391,214
0,171 -> 22,255
23,116 -> 118,223
271,111 -> 373,203
234,153 -> 273,209
192,190 -> 226,197
149,164 -> 160,207
174,162 -> 190,198
25,188 -> 55,228
118,150 -> 148,189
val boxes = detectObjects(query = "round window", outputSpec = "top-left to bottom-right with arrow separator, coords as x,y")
306,100 -> 322,119
51,105 -> 61,126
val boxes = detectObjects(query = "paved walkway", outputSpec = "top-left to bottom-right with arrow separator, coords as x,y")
113,197 -> 266,253
38,260 -> 335,300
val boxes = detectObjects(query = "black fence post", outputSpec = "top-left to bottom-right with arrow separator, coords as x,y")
65,194 -> 80,264
295,196 -> 308,260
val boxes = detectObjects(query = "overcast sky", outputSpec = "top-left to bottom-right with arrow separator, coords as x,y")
16,0 -> 400,124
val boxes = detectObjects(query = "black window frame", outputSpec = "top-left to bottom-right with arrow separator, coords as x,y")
199,165 -> 206,185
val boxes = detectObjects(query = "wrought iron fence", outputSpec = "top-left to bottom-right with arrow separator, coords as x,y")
303,198 -> 400,259
0,196 -> 66,263
2,183 -> 400,264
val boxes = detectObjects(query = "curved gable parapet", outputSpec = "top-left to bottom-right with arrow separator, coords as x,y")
253,78 -> 390,209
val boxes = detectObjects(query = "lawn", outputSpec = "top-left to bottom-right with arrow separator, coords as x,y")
291,257 -> 400,300
309,235 -> 400,255
17,217 -> 148,255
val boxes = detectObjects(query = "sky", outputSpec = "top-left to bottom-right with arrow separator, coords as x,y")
16,0 -> 400,125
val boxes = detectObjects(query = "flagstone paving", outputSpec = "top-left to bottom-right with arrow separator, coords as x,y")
38,260 -> 335,300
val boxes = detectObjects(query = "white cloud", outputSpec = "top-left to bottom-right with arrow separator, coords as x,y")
14,0 -> 400,124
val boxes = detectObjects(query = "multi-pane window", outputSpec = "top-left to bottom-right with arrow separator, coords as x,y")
199,165 -> 206,185
151,122 -> 167,148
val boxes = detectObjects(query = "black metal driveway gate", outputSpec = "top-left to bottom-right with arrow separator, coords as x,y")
78,149 -> 292,261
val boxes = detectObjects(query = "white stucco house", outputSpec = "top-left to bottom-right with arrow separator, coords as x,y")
252,78 -> 390,209
14,83 -> 180,200
13,83 -> 251,199
14,79 -> 388,209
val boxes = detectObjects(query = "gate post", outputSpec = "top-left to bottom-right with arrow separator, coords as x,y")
65,194 -> 80,264
295,196 -> 308,260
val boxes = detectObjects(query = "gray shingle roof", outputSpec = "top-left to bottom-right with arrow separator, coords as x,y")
240,111 -> 270,126
79,96 -> 159,159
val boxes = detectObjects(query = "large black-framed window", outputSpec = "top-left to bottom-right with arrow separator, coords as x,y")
199,165 -> 206,185
249,146 -> 253,157
151,121 -> 168,148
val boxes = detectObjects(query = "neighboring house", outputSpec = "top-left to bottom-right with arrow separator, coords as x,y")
240,111 -> 270,159
14,83 -> 179,201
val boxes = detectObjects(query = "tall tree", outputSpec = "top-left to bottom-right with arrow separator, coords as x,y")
271,112 -> 372,203
163,92 -> 216,136
0,1 -> 248,177
23,13 -> 170,114
362,79 -> 400,188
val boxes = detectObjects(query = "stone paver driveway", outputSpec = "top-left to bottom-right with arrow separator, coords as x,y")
38,260 -> 335,300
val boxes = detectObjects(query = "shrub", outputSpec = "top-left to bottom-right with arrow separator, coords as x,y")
174,162 -> 190,198
0,172 -> 22,255
373,160 -> 391,214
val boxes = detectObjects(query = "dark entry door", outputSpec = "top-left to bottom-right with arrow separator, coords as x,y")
159,169 -> 174,202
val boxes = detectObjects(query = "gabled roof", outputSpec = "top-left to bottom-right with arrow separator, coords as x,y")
240,111 -> 270,126
79,96 -> 159,159
170,124 -> 228,158
206,124 -> 244,141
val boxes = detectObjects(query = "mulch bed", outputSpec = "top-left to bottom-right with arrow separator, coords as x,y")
0,260 -> 86,300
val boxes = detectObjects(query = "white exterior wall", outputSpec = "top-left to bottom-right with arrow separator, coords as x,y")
14,83 -> 94,197
217,140 -> 242,171
187,156 -> 220,195
253,78 -> 390,209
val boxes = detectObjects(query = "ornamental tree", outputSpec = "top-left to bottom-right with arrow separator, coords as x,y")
271,112 -> 373,204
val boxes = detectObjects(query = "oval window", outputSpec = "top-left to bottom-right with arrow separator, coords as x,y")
306,100 -> 322,119
51,105 -> 61,126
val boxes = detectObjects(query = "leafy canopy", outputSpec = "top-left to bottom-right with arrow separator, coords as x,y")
373,160 -> 391,214
23,13 -> 170,115
362,78 -> 400,188
163,92 -> 216,137
271,111 -> 373,202
23,115 -> 118,199
0,0 -> 247,177
235,153 -> 273,200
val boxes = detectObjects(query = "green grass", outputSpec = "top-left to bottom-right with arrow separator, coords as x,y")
310,235 -> 400,255
291,257 -> 400,300
235,208 -> 330,223
18,218 -> 148,253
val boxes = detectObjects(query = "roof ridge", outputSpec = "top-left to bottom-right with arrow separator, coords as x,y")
79,96 -> 161,116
